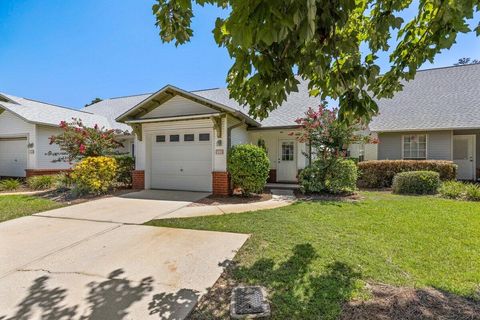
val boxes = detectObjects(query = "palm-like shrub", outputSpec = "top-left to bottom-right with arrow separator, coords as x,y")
27,175 -> 57,190
0,179 -> 21,191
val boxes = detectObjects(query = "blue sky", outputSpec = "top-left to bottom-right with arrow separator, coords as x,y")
1,0 -> 479,109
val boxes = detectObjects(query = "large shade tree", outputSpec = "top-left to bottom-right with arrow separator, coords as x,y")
152,0 -> 479,121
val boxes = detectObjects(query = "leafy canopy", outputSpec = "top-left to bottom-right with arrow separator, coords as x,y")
153,0 -> 479,121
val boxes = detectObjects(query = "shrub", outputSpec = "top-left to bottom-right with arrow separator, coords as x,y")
464,183 -> 480,201
70,156 -> 118,194
392,171 -> 440,195
358,160 -> 457,188
27,175 -> 57,190
299,158 -> 358,194
0,179 -> 21,191
228,144 -> 270,196
326,159 -> 358,194
438,181 -> 466,199
111,155 -> 135,187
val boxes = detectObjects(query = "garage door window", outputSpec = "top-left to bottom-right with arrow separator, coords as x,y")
199,133 -> 210,141
170,134 -> 180,142
184,134 -> 195,142
156,135 -> 166,143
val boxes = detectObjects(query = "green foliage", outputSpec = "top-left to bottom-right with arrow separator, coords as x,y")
299,158 -> 357,194
227,144 -> 270,196
358,160 -> 457,188
0,179 -> 21,191
55,173 -> 74,190
26,175 -> 57,190
152,0 -> 479,120
111,155 -> 135,187
439,181 -> 480,201
49,118 -> 126,162
392,171 -> 440,195
84,97 -> 103,108
70,156 -> 118,195
439,181 -> 466,199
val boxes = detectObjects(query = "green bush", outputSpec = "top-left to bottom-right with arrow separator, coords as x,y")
465,183 -> 480,201
0,179 -> 21,191
299,158 -> 358,194
70,156 -> 118,195
55,172 -> 73,190
27,175 -> 57,190
228,144 -> 270,196
358,160 -> 457,188
439,181 -> 466,199
392,171 -> 440,195
111,155 -> 135,187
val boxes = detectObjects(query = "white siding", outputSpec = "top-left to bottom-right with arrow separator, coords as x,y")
0,110 -> 36,169
141,96 -> 217,119
35,126 -> 70,169
228,116 -> 249,147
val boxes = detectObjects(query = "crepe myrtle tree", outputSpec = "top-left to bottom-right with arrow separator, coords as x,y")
152,0 -> 479,121
49,119 -> 126,163
292,105 -> 378,160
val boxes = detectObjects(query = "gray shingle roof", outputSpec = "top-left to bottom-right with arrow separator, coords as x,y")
370,64 -> 480,132
87,79 -> 322,128
0,94 -> 123,130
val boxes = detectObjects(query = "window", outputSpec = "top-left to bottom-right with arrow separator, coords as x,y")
184,134 -> 195,142
199,133 -> 210,141
169,134 -> 180,142
403,134 -> 426,159
281,141 -> 294,161
156,135 -> 166,143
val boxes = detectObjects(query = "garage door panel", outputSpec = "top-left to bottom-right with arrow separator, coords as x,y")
0,139 -> 28,177
150,130 -> 213,192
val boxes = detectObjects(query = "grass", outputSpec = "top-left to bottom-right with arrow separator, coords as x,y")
146,191 -> 480,319
0,195 -> 63,222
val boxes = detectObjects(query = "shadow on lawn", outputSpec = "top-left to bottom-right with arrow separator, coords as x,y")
0,269 -> 199,320
191,243 -> 360,320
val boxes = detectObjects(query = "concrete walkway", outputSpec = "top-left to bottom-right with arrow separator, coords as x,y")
161,189 -> 296,219
0,190 -> 249,320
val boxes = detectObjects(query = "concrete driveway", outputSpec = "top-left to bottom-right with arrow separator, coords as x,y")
0,190 -> 249,319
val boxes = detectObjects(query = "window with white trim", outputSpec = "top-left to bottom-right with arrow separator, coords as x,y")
403,134 -> 427,160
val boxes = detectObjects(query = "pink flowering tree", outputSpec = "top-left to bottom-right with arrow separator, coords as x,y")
49,118 -> 126,163
293,105 -> 377,161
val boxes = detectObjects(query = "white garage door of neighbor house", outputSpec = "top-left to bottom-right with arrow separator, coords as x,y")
150,130 -> 213,192
0,137 -> 28,177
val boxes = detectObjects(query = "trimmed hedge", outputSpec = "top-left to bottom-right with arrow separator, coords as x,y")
228,144 -> 270,196
358,160 -> 457,188
392,171 -> 440,195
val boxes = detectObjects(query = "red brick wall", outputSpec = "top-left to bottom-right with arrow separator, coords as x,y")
132,170 -> 145,189
25,169 -> 71,178
212,171 -> 231,196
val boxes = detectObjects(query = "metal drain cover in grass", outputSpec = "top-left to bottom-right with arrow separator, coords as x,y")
230,286 -> 270,318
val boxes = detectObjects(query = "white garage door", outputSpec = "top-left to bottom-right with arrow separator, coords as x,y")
0,137 -> 28,177
150,130 -> 213,192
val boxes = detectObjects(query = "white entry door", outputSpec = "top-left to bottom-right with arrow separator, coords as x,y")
149,130 -> 213,192
453,135 -> 476,180
277,139 -> 297,182
0,137 -> 28,177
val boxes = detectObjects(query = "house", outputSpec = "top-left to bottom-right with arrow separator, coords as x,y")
0,79 -> 319,192
350,64 -> 480,181
0,93 -> 133,178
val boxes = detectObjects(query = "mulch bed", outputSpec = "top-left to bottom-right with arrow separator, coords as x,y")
188,193 -> 273,207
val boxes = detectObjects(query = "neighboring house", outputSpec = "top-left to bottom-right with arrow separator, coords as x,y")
350,64 -> 480,181
0,93 -> 133,178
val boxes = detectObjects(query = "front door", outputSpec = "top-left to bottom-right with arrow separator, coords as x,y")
453,135 -> 476,180
277,139 -> 297,182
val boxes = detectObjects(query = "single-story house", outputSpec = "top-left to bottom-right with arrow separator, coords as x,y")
0,93 -> 133,177
349,64 -> 480,181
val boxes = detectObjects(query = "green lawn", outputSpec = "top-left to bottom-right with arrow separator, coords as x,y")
0,195 -> 63,222
147,191 -> 480,319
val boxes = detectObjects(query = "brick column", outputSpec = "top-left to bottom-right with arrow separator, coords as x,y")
212,171 -> 231,196
132,170 -> 145,190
